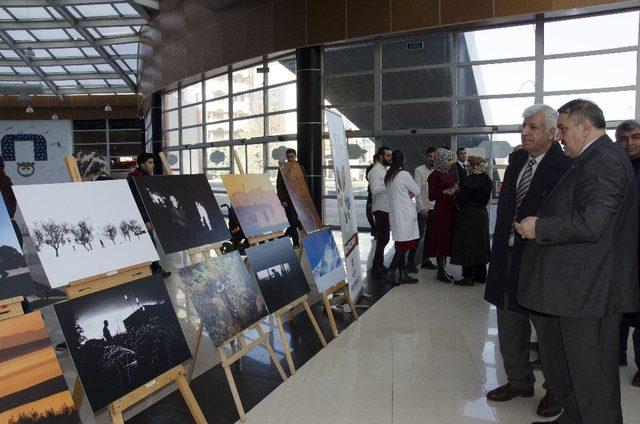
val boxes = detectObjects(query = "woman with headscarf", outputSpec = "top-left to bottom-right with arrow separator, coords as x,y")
383,149 -> 421,285
426,148 -> 458,283
451,156 -> 492,286
76,151 -> 111,181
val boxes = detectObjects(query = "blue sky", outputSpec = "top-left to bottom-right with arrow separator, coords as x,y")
0,198 -> 21,252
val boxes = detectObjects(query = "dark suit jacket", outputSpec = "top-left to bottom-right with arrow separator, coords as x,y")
518,135 -> 640,318
453,162 -> 467,185
484,142 -> 571,311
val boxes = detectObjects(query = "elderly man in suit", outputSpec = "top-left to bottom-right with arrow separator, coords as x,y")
484,105 -> 569,418
516,99 -> 639,424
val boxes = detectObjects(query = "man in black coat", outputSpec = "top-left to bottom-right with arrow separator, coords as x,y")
484,104 -> 570,418
452,147 -> 468,186
516,99 -> 639,424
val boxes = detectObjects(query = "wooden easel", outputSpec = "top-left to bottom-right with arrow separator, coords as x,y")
321,280 -> 359,338
158,151 -> 172,175
183,242 -> 287,423
65,264 -> 206,424
0,296 -> 24,321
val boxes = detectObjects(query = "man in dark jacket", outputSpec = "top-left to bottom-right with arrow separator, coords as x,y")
516,99 -> 639,424
484,105 -> 570,418
276,148 -> 306,247
127,152 -> 171,278
615,119 -> 640,388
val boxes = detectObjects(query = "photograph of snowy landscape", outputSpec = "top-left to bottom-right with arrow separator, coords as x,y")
14,180 -> 159,288
302,229 -> 346,293
0,197 -> 34,298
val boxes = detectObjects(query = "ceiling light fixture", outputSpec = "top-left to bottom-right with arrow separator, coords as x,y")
104,104 -> 112,112
25,106 -> 34,114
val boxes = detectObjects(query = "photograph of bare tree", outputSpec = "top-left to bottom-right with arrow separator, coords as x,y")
54,274 -> 191,412
245,237 -> 309,312
133,175 -> 229,254
14,180 -> 159,288
0,197 -> 35,299
178,252 -> 268,347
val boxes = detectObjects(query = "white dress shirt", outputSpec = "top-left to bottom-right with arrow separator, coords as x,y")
368,162 -> 390,213
509,151 -> 546,246
413,164 -> 435,212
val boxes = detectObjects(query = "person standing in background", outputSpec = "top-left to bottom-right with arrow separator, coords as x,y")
384,150 -> 421,285
365,153 -> 378,238
369,146 -> 393,277
427,148 -> 457,283
276,148 -> 306,248
407,147 -> 438,272
615,119 -> 640,388
451,156 -> 492,286
453,147 -> 468,186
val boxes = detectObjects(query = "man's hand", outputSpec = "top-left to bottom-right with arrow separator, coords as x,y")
515,216 -> 538,239
408,191 -> 415,199
419,209 -> 429,217
145,222 -> 153,231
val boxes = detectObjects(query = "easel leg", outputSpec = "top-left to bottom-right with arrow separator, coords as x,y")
108,405 -> 125,424
255,325 -> 288,381
275,314 -> 296,375
175,372 -> 207,424
322,293 -> 339,338
218,346 -> 246,422
342,286 -> 359,320
72,377 -> 84,410
188,322 -> 204,382
303,300 -> 327,347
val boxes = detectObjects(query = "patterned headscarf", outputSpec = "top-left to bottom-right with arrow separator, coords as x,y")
468,155 -> 488,174
434,148 -> 453,173
76,151 -> 109,181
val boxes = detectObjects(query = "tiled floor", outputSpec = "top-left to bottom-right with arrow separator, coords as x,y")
240,267 -> 640,424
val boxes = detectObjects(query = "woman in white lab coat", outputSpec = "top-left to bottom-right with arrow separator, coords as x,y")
383,149 -> 421,285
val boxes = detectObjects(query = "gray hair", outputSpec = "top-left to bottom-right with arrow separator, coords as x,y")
615,119 -> 640,141
522,104 -> 558,131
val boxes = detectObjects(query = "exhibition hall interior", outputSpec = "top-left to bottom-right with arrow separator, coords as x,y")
2,1 -> 640,424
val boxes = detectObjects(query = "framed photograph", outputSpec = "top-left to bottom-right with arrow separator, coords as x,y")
54,274 -> 191,412
0,197 -> 35,298
221,174 -> 289,239
278,162 -> 323,233
178,251 -> 268,347
14,180 -> 159,288
301,229 -> 347,293
0,311 -> 80,423
245,237 -> 309,312
133,174 -> 229,254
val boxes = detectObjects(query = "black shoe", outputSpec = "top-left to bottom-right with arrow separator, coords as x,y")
383,269 -> 398,285
436,271 -> 452,284
487,383 -> 534,401
537,392 -> 563,418
406,265 -> 419,274
421,260 -> 438,270
454,277 -> 474,286
399,269 -> 419,284
162,270 -> 172,278
445,272 -> 455,281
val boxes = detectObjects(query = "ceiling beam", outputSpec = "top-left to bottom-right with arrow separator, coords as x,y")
0,17 -> 147,30
0,54 -> 139,67
0,72 -> 135,81
0,35 -> 140,49
44,1 -> 138,93
57,86 -> 134,94
125,0 -> 150,21
0,30 -> 61,98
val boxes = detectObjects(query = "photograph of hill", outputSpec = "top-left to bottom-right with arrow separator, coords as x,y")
302,229 -> 346,293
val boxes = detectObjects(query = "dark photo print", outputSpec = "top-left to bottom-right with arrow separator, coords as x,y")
134,174 -> 229,254
245,237 -> 310,312
0,197 -> 35,299
54,275 -> 192,412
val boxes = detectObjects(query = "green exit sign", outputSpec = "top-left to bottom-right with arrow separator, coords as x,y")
407,42 -> 424,50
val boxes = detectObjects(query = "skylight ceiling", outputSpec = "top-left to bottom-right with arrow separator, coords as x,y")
0,1 -> 157,96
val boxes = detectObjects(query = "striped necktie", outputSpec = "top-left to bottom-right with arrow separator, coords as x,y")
510,158 -> 536,244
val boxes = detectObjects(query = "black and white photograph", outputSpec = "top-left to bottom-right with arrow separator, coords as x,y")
54,274 -> 192,412
14,180 -> 159,288
133,174 -> 229,254
245,237 -> 310,312
0,196 -> 35,299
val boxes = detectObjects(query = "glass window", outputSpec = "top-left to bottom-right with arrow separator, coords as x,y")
205,74 -> 229,99
7,30 -> 35,42
545,91 -> 635,122
382,102 -> 452,129
206,122 -> 230,142
457,62 -> 536,96
163,130 -> 179,148
6,7 -> 51,20
162,110 -> 178,130
324,74 -> 374,104
379,135 -> 450,172
544,52 -> 637,92
181,104 -> 203,127
545,12 -> 639,55
206,99 -> 230,122
49,48 -> 84,58
268,84 -> 296,112
382,68 -> 452,100
232,91 -> 263,118
163,90 -> 178,110
75,4 -> 118,17
181,150 -> 192,174
181,82 -> 202,105
268,57 -> 296,85
268,112 -> 297,135
30,29 -> 70,40
234,117 -> 264,139
246,144 -> 264,174
458,24 -> 535,62
232,67 -> 263,93
326,106 -> 373,131
457,97 -> 536,127
181,126 -> 203,145
324,43 -> 374,74
382,33 -> 451,69
75,131 -> 107,144
206,146 -> 230,168
268,141 -> 297,166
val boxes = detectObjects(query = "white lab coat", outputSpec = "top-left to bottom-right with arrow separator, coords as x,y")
387,170 -> 421,242
368,162 -> 390,213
